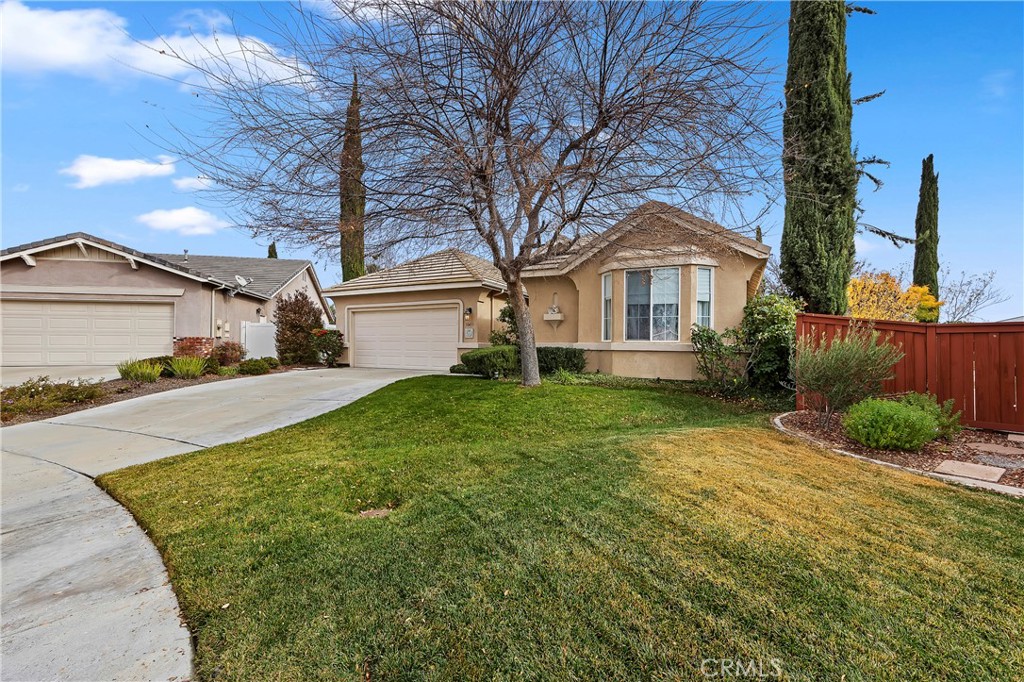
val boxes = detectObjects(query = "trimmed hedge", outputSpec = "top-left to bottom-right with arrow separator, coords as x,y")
843,398 -> 938,451
461,346 -> 519,378
536,346 -> 586,374
237,358 -> 271,376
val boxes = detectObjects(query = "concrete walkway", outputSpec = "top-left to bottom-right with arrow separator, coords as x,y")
1,367 -> 422,681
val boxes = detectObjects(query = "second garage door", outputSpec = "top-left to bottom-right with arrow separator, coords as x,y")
1,300 -> 174,366
351,306 -> 459,371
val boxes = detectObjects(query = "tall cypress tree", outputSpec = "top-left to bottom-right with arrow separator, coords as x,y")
780,1 -> 858,314
912,154 -> 939,301
267,242 -> 278,258
339,74 -> 366,281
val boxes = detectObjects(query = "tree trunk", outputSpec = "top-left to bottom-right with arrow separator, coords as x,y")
508,277 -> 541,387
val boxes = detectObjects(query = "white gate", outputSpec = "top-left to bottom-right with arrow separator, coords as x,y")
241,322 -> 277,359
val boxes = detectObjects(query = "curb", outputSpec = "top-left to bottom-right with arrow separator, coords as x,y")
772,412 -> 1024,499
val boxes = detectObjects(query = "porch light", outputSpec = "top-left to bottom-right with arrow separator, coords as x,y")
464,307 -> 473,319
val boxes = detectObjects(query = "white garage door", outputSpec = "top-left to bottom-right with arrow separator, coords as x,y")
0,300 -> 174,366
352,306 -> 458,371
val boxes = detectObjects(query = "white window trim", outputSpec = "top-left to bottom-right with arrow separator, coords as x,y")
622,266 -> 681,343
601,272 -> 613,342
696,266 -> 715,329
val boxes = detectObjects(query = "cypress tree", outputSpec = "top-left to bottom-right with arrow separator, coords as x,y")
267,242 -> 278,258
912,154 -> 939,301
780,1 -> 858,314
339,74 -> 366,281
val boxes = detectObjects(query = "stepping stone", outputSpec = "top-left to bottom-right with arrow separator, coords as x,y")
975,454 -> 1024,471
1008,434 -> 1024,444
967,442 -> 1024,456
934,460 -> 1006,482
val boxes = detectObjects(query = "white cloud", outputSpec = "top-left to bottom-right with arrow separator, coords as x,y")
12,183 -> 30,193
981,69 -> 1015,99
854,235 -> 878,254
136,207 -> 230,236
1,1 -> 306,87
60,154 -> 176,189
172,176 -> 214,191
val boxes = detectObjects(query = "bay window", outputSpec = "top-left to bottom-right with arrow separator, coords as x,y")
696,267 -> 713,328
625,268 -> 679,341
601,272 -> 612,341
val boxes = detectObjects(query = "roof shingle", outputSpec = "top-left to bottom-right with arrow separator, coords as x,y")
324,248 -> 506,293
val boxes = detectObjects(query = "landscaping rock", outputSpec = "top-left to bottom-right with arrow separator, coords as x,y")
934,460 -> 1006,483
975,454 -> 1024,471
966,442 -> 1024,456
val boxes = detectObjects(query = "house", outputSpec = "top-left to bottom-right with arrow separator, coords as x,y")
521,202 -> 769,379
326,202 -> 769,379
0,232 -> 332,367
323,249 -> 509,371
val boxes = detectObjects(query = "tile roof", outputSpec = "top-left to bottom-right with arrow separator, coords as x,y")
153,253 -> 311,300
324,248 -> 507,293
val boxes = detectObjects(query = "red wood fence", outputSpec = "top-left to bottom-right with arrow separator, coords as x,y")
796,313 -> 1024,433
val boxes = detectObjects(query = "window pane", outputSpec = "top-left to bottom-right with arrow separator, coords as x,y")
602,273 -> 612,341
697,300 -> 711,328
696,268 -> 712,328
625,270 -> 650,340
651,268 -> 679,341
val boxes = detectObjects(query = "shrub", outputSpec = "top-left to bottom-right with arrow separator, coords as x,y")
260,356 -> 281,369
212,341 -> 246,366
237,358 -> 271,376
741,294 -> 801,389
117,359 -> 164,383
536,346 -> 586,374
203,356 -> 221,375
449,363 -> 472,374
489,303 -> 519,346
461,346 -> 519,378
275,291 -> 322,365
311,328 -> 344,366
218,366 -> 239,377
140,356 -> 174,378
167,356 -> 207,379
898,392 -> 963,441
794,324 -> 905,427
691,325 -> 748,393
1,376 -> 104,415
549,367 -> 582,385
844,398 -> 938,451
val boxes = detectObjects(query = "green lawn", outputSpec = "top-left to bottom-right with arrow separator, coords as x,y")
99,377 -> 1024,681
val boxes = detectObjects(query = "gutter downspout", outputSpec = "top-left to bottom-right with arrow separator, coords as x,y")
209,279 -> 230,337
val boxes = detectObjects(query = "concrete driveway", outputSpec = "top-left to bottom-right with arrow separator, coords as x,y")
1,367 -> 423,681
2,365 -> 120,387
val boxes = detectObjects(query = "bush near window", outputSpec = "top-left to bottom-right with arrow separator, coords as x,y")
168,356 -> 208,379
237,358 -> 271,376
260,356 -> 281,369
117,359 -> 164,383
1,376 -> 104,416
311,329 -> 344,366
844,398 -> 938,451
461,346 -> 519,378
898,391 -> 963,441
536,346 -> 586,374
274,291 -> 322,365
489,303 -> 519,346
740,294 -> 801,390
212,341 -> 246,366
140,356 -> 174,378
691,325 -> 749,393
793,324 -> 904,427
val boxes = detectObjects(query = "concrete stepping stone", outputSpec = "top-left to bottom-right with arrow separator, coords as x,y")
1008,434 -> 1024,444
934,460 -> 1006,482
975,454 -> 1024,470
966,442 -> 1024,456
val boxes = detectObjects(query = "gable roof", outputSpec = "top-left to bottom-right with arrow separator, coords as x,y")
0,232 -> 327,308
523,201 -> 770,276
323,248 -> 506,295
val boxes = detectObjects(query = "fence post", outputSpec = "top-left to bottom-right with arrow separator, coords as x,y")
925,323 -> 939,396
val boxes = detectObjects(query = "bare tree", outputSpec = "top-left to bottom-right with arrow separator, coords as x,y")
939,267 -> 1010,322
151,1 -> 778,386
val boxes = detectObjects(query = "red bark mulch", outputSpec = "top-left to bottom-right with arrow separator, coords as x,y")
779,410 -> 1024,489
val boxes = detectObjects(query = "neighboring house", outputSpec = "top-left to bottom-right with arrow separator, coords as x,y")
0,232 -> 332,367
522,202 -> 769,379
323,249 -> 509,371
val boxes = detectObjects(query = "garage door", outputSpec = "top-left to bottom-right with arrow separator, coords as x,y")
351,306 -> 458,371
0,300 -> 174,366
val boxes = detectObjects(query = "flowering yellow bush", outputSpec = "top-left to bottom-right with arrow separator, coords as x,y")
847,272 -> 942,322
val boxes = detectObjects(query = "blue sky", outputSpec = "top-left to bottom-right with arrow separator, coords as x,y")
2,1 -> 1022,319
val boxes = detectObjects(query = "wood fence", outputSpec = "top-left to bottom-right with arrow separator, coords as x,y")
796,313 -> 1024,433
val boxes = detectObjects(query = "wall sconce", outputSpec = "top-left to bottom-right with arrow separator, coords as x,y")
464,307 -> 473,320
256,307 -> 263,316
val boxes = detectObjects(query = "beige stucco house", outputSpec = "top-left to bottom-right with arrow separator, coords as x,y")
522,202 -> 769,379
0,232 -> 332,367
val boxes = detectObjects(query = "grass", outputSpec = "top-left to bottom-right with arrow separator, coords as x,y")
99,377 -> 1024,681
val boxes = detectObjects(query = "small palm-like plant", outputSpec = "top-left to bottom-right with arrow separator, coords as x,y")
117,359 -> 163,383
168,356 -> 208,379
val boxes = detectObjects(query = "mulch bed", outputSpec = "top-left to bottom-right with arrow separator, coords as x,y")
1,369 -> 295,427
779,410 -> 1024,489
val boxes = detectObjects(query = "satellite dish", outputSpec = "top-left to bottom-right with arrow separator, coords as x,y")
234,275 -> 251,288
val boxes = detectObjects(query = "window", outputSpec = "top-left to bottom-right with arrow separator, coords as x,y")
696,267 -> 713,328
601,272 -> 613,341
625,268 -> 679,341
